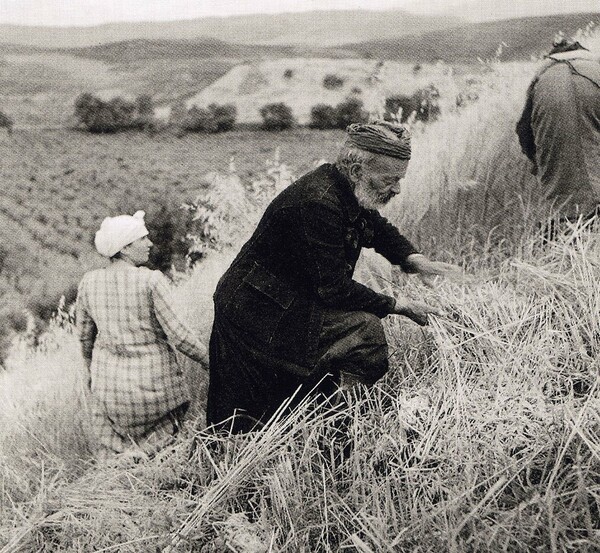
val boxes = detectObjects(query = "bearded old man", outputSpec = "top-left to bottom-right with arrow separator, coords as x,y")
207,122 -> 462,432
516,38 -> 600,223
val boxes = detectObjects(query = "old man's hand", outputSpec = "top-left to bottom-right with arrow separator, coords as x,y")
406,253 -> 467,285
392,297 -> 446,326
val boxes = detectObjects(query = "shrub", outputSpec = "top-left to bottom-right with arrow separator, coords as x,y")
283,69 -> 294,79
323,74 -> 345,90
182,106 -> 219,133
0,110 -> 13,134
135,94 -> 156,131
334,98 -> 368,129
309,104 -> 337,130
181,103 -> 237,133
145,202 -> 189,273
384,94 -> 417,123
412,84 -> 441,123
384,85 -> 441,124
259,103 -> 296,131
74,93 -> 157,133
209,103 -> 237,132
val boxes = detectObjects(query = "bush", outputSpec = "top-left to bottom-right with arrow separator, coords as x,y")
74,93 -> 156,133
0,110 -> 13,134
209,103 -> 237,132
412,85 -> 441,123
145,202 -> 190,273
334,98 -> 368,129
259,103 -> 296,131
309,104 -> 338,130
323,74 -> 345,90
283,69 -> 294,79
180,103 -> 237,133
384,94 -> 417,123
308,99 -> 368,130
384,85 -> 441,124
182,106 -> 218,133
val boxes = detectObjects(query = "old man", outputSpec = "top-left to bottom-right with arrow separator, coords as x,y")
207,122 -> 461,432
516,38 -> 600,225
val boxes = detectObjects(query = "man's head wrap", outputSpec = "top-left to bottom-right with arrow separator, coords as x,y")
94,210 -> 149,258
346,121 -> 411,160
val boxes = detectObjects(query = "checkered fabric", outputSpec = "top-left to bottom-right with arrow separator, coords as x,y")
76,265 -> 207,456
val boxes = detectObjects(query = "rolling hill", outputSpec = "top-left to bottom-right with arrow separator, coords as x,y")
433,0 -> 599,22
0,10 -> 465,49
344,12 -> 600,63
59,38 -> 340,63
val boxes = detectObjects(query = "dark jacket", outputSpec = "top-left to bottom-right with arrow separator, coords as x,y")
213,163 -> 418,372
516,54 -> 600,215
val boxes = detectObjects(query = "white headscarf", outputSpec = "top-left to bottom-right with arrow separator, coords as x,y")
94,210 -> 149,258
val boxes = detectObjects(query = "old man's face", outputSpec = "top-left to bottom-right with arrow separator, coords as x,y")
354,155 -> 409,210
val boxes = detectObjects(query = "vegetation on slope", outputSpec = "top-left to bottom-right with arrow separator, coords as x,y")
1,29 -> 599,552
345,13 -> 600,62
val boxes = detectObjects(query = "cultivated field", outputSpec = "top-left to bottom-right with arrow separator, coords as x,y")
1,29 -> 600,551
0,127 -> 345,335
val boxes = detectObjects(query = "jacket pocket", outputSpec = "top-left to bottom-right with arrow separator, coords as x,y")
226,262 -> 297,345
243,263 -> 296,309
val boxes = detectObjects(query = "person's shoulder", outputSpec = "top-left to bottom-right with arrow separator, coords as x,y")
79,267 -> 105,284
143,268 -> 172,288
290,164 -> 339,203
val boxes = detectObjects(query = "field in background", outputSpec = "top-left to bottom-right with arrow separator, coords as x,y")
0,127 -> 345,332
2,28 -> 600,550
0,50 -> 236,127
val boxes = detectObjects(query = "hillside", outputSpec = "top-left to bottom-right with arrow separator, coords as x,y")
179,58 -> 479,125
439,0 -> 599,22
0,10 -> 465,49
0,128 -> 346,336
345,12 -> 600,63
61,38 -> 305,63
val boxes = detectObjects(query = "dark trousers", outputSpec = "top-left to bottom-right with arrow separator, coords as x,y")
303,309 -> 389,396
208,309 -> 389,434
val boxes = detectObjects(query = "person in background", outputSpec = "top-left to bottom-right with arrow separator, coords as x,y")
207,121 -> 464,433
516,37 -> 600,237
76,211 -> 208,461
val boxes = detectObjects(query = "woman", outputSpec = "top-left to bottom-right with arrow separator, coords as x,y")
76,210 -> 208,460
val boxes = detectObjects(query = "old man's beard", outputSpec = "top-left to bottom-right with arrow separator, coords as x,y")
354,180 -> 395,210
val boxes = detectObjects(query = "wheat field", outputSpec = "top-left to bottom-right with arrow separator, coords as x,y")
1,33 -> 600,551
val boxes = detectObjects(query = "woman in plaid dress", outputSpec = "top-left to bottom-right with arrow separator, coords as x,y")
76,211 -> 208,460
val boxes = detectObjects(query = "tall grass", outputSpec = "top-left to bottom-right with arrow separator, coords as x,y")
2,51 -> 600,551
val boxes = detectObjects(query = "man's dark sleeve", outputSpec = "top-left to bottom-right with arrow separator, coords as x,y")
298,199 -> 396,318
515,81 -> 537,165
368,210 -> 420,272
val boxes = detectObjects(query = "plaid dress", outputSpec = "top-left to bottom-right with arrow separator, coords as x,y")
76,265 -> 207,457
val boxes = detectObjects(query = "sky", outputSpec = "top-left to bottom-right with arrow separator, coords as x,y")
0,0 -> 416,26
0,0 -> 596,27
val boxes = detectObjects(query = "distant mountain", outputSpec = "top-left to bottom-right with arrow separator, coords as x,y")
344,12 -> 600,63
0,10 -> 465,49
406,0 -> 599,22
61,38 -> 301,63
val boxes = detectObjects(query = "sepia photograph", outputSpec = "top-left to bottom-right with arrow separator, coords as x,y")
1,0 -> 599,550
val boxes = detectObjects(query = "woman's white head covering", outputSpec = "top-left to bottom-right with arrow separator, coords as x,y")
94,210 -> 149,258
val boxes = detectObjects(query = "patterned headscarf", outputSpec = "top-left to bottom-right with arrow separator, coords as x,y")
94,210 -> 149,258
346,121 -> 411,160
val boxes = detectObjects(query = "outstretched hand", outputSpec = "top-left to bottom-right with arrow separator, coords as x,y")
391,297 -> 446,326
406,254 -> 470,285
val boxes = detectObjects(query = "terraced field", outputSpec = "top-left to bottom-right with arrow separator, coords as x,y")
0,127 -> 345,317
